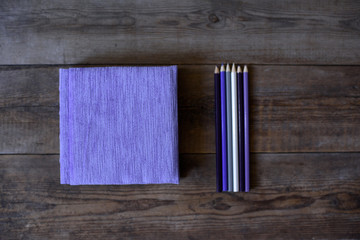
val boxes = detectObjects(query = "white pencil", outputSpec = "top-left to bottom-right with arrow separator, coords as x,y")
231,63 -> 239,192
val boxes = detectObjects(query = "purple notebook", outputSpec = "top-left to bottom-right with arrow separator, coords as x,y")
59,66 -> 179,185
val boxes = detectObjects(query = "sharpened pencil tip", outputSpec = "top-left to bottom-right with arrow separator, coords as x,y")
244,65 -> 248,72
226,63 -> 230,72
237,65 -> 242,73
220,64 -> 225,72
231,63 -> 236,72
214,66 -> 219,74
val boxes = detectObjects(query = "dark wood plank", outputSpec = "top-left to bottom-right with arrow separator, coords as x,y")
1,65 -> 360,154
0,66 -> 59,154
1,0 -> 360,65
1,153 -> 359,239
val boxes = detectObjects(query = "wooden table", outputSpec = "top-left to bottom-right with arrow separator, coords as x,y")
1,1 -> 360,239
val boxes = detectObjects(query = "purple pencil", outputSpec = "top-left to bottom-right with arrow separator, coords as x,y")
214,66 -> 222,192
237,66 -> 245,192
220,64 -> 228,191
243,65 -> 250,192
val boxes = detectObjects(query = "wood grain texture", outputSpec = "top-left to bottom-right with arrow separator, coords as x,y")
1,2 -> 360,238
1,65 -> 360,154
1,0 -> 360,65
0,153 -> 359,239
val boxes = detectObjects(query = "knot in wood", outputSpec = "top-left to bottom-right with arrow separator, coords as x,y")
209,13 -> 219,23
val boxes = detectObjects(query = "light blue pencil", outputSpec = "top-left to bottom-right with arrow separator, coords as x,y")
225,63 -> 233,191
231,63 -> 239,192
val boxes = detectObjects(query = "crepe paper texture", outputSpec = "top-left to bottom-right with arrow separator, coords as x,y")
59,66 -> 179,185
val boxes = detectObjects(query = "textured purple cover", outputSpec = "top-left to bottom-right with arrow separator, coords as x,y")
59,66 -> 178,185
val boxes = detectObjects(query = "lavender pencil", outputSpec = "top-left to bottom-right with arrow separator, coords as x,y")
226,63 -> 233,192
220,64 -> 228,191
237,66 -> 245,192
214,66 -> 222,192
243,65 -> 250,192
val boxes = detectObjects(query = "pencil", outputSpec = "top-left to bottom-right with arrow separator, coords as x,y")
214,66 -> 222,192
237,65 -> 245,192
226,63 -> 233,192
231,63 -> 239,192
220,64 -> 228,191
243,65 -> 250,192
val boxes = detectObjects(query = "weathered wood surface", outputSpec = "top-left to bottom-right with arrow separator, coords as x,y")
1,0 -> 360,65
1,153 -> 359,239
1,65 -> 360,154
1,1 -> 360,239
